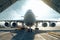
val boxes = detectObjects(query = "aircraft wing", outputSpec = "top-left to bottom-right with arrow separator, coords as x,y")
36,19 -> 60,23
0,19 -> 60,22
0,20 -> 24,23
42,0 -> 60,13
35,19 -> 60,27
0,0 -> 17,12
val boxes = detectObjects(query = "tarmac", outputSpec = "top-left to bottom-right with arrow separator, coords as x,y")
0,28 -> 60,40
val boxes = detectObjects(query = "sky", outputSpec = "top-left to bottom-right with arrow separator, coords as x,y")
0,0 -> 60,20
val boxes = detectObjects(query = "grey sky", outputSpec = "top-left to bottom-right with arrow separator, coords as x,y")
0,0 -> 60,20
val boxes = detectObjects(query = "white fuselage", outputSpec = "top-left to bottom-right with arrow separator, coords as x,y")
24,10 -> 36,26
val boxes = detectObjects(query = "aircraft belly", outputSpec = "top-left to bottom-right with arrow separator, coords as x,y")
24,17 -> 35,26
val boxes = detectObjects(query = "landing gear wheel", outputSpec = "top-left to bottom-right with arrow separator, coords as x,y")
28,29 -> 32,32
35,28 -> 39,30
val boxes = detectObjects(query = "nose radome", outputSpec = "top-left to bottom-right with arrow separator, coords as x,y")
26,9 -> 33,14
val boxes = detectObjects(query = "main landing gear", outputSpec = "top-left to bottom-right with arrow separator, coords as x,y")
35,28 -> 39,30
35,22 -> 39,30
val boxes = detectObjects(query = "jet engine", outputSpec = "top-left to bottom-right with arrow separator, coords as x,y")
12,22 -> 17,27
42,22 -> 47,27
4,22 -> 10,27
49,22 -> 56,27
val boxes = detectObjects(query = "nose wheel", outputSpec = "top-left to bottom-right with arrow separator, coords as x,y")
28,29 -> 32,32
27,27 -> 32,32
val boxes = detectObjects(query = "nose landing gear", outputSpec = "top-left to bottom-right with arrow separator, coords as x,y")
27,27 -> 32,32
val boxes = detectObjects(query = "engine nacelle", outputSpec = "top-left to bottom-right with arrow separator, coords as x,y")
42,22 -> 47,27
49,22 -> 56,27
4,22 -> 10,27
12,22 -> 17,27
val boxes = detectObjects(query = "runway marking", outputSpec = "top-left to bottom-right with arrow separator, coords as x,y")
47,33 -> 59,40
40,33 -> 60,40
0,32 -> 10,36
0,32 -> 12,40
10,32 -> 17,37
48,32 -> 60,39
40,33 -> 52,40
34,34 -> 46,40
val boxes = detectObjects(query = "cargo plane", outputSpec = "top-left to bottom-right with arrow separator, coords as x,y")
0,9 -> 60,32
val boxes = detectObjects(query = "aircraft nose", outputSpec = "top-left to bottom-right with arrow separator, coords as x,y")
27,9 -> 32,13
28,10 -> 32,12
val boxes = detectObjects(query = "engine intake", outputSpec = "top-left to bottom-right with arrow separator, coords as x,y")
4,22 -> 9,27
49,23 -> 56,27
12,22 -> 17,27
42,22 -> 47,27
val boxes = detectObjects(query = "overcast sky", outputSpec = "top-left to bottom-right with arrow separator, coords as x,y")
0,0 -> 60,20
